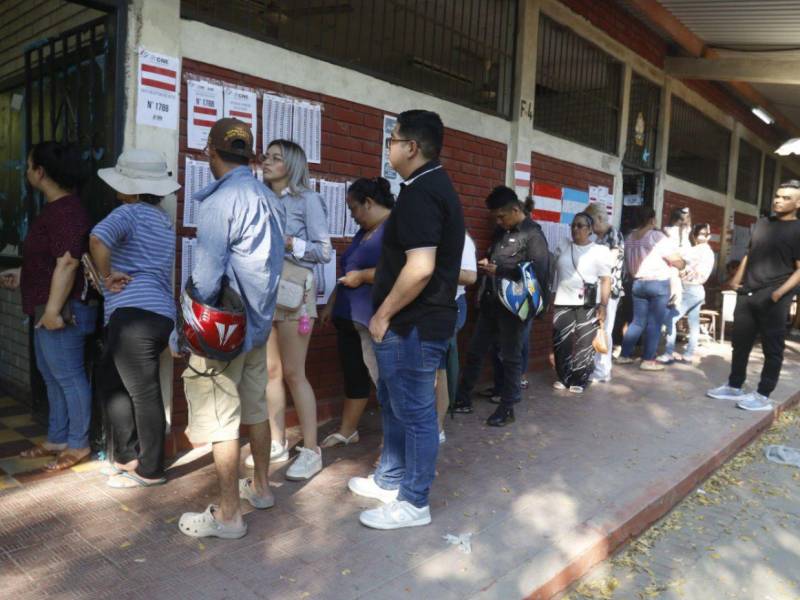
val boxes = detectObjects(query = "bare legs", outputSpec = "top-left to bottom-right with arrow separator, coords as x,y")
266,332 -> 287,446
338,397 -> 368,438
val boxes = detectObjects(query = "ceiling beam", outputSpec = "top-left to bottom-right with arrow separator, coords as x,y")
627,0 -> 800,137
665,56 -> 800,85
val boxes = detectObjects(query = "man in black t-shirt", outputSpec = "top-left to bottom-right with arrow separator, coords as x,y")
347,110 -> 464,531
708,180 -> 800,410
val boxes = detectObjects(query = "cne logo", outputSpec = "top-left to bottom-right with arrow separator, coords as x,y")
215,322 -> 239,346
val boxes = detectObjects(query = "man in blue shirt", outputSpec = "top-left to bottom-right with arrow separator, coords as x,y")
177,119 -> 284,540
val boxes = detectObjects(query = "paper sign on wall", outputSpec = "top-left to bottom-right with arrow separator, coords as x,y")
291,100 -> 322,164
181,237 -> 197,292
187,80 -> 224,150
320,179 -> 348,238
183,157 -> 214,227
314,248 -> 337,305
136,48 -> 180,129
223,87 -> 258,153
381,115 -> 402,198
262,94 -> 293,151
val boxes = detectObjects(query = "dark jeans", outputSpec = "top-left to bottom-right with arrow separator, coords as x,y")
445,294 -> 468,407
553,305 -> 598,388
492,317 -> 532,392
729,287 -> 794,397
97,308 -> 173,478
457,299 -> 527,408
373,327 -> 448,508
621,279 -> 670,361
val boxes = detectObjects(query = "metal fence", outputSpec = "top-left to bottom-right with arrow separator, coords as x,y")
181,0 -> 518,118
667,96 -> 730,193
534,14 -> 622,155
735,138 -> 760,205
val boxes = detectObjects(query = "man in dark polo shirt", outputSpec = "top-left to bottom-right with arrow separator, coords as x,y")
347,110 -> 465,530
708,180 -> 800,411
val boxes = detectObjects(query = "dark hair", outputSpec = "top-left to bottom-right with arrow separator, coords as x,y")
691,222 -> 710,238
348,177 -> 395,209
636,206 -> 656,227
216,147 -> 250,166
523,195 -> 535,215
668,207 -> 689,225
485,185 -> 521,211
777,179 -> 800,190
139,193 -> 163,206
574,211 -> 594,227
29,141 -> 88,191
396,110 -> 444,160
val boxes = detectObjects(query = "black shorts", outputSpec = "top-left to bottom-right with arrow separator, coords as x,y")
334,318 -> 371,399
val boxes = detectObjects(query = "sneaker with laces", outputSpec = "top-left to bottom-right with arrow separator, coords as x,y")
707,384 -> 746,401
245,439 -> 290,468
737,392 -> 773,412
348,474 -> 399,504
285,446 -> 322,481
359,500 -> 431,530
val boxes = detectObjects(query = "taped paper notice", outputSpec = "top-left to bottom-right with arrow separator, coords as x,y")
223,87 -> 258,153
320,180 -> 347,237
136,48 -> 180,129
183,157 -> 214,228
187,80 -> 224,150
262,94 -> 293,150
181,237 -> 197,292
291,100 -> 322,164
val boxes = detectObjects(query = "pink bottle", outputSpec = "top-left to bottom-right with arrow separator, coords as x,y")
297,305 -> 311,335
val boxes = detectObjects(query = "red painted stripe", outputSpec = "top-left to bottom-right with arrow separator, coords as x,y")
229,110 -> 251,119
533,182 -> 562,199
141,77 -> 175,92
141,64 -> 177,79
193,118 -> 216,127
515,179 -> 530,187
513,162 -> 531,172
532,209 -> 561,222
193,106 -> 217,116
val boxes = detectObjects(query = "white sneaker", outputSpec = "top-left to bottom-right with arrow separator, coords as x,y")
552,381 -> 567,390
737,392 -> 773,412
656,353 -> 674,364
439,430 -> 446,444
707,384 -> 746,401
244,439 -> 290,468
359,500 -> 431,530
589,375 -> 610,384
568,385 -> 584,394
285,446 -> 322,481
347,474 -> 399,504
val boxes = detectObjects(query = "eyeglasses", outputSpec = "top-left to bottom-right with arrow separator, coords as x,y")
384,137 -> 412,151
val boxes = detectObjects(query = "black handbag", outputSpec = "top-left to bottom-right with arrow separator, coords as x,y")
571,244 -> 597,308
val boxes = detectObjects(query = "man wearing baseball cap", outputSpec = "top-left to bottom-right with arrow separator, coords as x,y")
176,118 -> 285,539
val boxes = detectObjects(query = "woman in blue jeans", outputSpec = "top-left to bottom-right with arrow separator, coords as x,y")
617,207 -> 684,371
0,142 -> 96,470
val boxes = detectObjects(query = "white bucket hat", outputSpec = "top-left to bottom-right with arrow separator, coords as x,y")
98,149 -> 181,196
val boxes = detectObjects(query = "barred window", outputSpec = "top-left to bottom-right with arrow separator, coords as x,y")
534,15 -> 622,154
760,155 -> 776,215
667,97 -> 730,193
624,74 -> 660,169
735,139 -> 761,205
181,0 -> 517,118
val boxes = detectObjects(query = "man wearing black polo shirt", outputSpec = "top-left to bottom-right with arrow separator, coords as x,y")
347,110 -> 465,530
708,180 -> 800,411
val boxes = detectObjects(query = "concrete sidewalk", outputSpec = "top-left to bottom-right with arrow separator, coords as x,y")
1,336 -> 798,600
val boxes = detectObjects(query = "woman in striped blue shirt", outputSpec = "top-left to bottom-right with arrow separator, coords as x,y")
90,149 -> 179,488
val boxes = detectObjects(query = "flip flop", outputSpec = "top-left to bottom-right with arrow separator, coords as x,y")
178,505 -> 247,539
107,471 -> 166,488
19,444 -> 63,459
321,431 -> 360,448
45,450 -> 90,471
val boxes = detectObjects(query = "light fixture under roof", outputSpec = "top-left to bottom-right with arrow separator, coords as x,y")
752,107 -> 775,125
775,138 -> 800,155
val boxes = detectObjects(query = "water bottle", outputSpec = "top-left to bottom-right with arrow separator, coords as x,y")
297,305 -> 311,335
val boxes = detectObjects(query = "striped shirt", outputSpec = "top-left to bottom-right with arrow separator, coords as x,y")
91,202 -> 176,325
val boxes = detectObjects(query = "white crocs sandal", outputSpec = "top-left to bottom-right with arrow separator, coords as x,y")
320,431 -> 360,448
239,478 -> 275,510
178,505 -> 247,539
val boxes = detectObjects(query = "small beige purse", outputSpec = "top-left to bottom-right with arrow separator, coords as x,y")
277,259 -> 311,311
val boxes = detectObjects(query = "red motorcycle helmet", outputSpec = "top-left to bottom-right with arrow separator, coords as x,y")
179,278 -> 246,361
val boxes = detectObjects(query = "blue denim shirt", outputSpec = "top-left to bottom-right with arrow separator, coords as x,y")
192,166 -> 284,352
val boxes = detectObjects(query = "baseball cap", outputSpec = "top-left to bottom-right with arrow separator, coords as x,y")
208,118 -> 255,159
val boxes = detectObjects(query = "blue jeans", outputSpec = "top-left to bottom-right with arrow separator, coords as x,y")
445,295 -> 468,406
373,327 -> 448,508
33,300 -> 97,448
621,279 -> 670,361
664,284 -> 705,359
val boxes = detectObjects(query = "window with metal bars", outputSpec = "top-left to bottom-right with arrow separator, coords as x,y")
667,97 -> 730,193
624,74 -> 659,170
180,0 -> 517,118
760,155 -> 776,215
735,139 -> 761,205
534,15 -> 622,155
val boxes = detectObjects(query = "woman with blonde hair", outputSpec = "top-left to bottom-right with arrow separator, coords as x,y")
247,139 -> 331,481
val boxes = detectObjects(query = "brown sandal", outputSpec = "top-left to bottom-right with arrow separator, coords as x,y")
45,450 -> 90,471
19,444 -> 62,459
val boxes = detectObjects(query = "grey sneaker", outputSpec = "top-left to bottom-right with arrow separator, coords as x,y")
285,446 -> 322,481
707,384 -> 746,401
737,392 -> 773,412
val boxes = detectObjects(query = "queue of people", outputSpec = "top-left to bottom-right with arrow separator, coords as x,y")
1,111 -> 798,540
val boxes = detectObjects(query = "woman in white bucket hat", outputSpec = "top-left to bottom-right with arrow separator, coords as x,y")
90,149 -> 180,488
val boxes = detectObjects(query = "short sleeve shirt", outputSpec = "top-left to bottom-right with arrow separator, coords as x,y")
743,217 -> 800,291
595,226 -> 625,298
20,195 -> 91,316
332,221 -> 386,328
456,233 -> 477,299
553,241 -> 612,306
372,161 -> 465,340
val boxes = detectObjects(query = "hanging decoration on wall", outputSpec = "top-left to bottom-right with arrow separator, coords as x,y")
634,112 -> 646,146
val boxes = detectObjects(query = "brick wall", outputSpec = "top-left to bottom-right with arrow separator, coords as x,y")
734,212 -> 757,228
662,191 -> 725,252
171,59 -> 506,441
0,288 -> 29,397
528,152 -> 615,370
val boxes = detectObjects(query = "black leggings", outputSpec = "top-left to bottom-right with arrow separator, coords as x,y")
553,305 -> 598,388
97,308 -> 173,478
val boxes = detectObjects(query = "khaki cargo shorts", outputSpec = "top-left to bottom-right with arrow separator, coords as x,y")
182,344 -> 268,444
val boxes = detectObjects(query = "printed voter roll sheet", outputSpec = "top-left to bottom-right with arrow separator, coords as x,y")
181,237 -> 197,292
320,179 -> 347,237
187,80 -> 224,150
183,157 -> 214,228
136,48 -> 180,129
343,182 -> 359,237
291,100 -> 322,164
223,86 -> 258,153
314,248 -> 337,305
262,94 -> 293,150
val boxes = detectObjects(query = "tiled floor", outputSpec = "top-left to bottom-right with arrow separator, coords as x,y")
0,397 -> 49,490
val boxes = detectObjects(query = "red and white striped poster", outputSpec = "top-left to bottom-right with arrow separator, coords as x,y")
187,80 -> 224,150
531,182 -> 562,223
136,48 -> 180,130
223,86 -> 257,153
